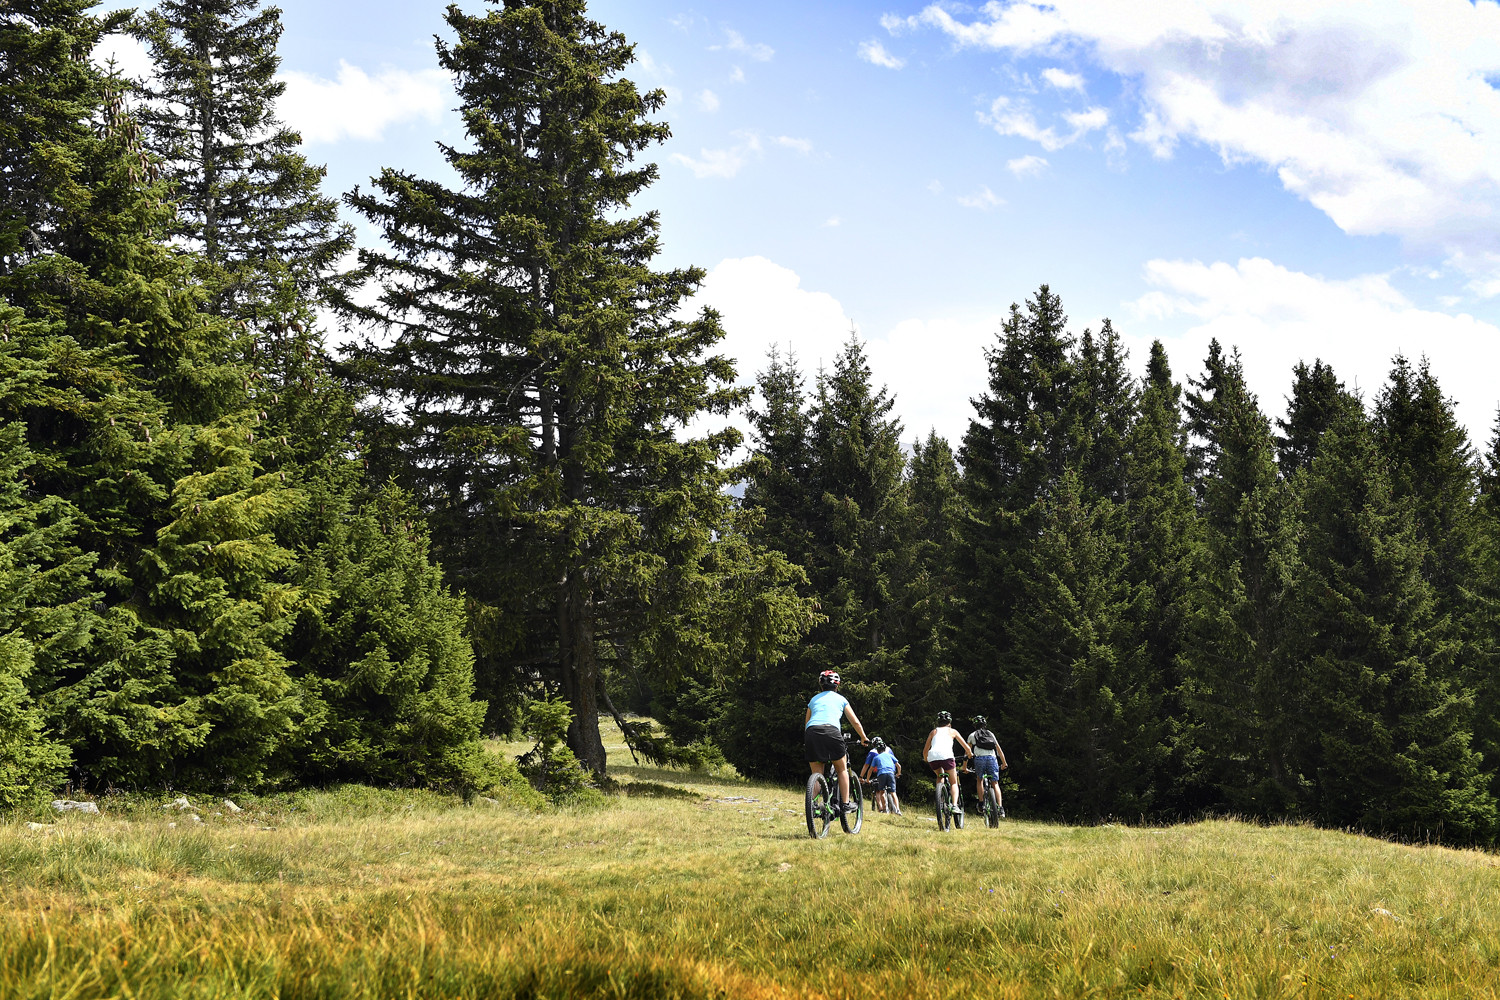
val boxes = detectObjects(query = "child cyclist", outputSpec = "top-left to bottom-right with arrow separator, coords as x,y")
860,737 -> 902,815
966,715 -> 1007,817
804,670 -> 869,815
922,711 -> 971,814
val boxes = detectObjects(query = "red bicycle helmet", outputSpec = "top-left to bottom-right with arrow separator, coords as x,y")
818,670 -> 841,690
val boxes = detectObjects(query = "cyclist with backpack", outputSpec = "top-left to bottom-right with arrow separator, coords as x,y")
804,670 -> 869,816
967,715 -> 1007,817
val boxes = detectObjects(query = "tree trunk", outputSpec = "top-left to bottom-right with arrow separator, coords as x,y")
558,568 -> 607,775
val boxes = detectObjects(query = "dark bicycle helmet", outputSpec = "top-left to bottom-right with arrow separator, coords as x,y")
818,670 -> 841,690
936,710 -> 952,725
972,715 -> 988,727
871,736 -> 887,751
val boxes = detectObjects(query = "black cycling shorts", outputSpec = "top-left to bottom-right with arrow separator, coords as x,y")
804,724 -> 846,764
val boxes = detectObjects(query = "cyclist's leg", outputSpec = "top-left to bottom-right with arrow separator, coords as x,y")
949,766 -> 962,809
831,754 -> 851,805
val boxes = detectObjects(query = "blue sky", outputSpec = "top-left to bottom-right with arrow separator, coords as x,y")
99,0 -> 1500,447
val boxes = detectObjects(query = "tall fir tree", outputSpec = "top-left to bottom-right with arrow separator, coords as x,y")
338,1 -> 758,774
1289,401 -> 1494,840
0,1 -> 314,787
131,0 -> 353,321
1180,346 -> 1303,815
1122,340 -> 1202,813
1274,359 -> 1346,476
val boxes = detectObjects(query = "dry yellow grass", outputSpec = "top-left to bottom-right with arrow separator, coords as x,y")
5,732 -> 1500,998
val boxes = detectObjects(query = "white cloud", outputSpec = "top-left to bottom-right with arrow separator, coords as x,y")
772,135 -> 813,154
958,185 -> 1005,209
279,61 -> 448,144
979,96 -> 1107,150
1041,67 -> 1085,91
1008,154 -> 1049,177
730,66 -> 746,83
671,131 -> 763,179
859,39 -> 907,69
908,0 -> 1500,289
715,28 -> 774,62
1129,256 -> 1500,438
694,257 -> 998,447
696,89 -> 721,112
823,216 -> 842,227
93,34 -> 155,83
927,179 -> 945,194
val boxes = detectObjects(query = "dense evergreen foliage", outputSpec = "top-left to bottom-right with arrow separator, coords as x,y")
6,0 -> 1500,845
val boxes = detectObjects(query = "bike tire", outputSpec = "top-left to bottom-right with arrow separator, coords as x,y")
841,772 -> 864,834
954,794 -> 965,830
935,781 -> 951,831
985,782 -> 1001,828
806,772 -> 832,839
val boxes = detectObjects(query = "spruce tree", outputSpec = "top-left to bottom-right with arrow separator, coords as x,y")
1123,341 -> 1202,813
131,0 -> 353,321
1275,359 -> 1346,476
1180,347 -> 1303,815
1289,402 -> 1494,840
338,1 -> 751,774
1,2 -> 312,787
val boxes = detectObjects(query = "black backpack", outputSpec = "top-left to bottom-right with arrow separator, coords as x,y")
973,728 -> 998,751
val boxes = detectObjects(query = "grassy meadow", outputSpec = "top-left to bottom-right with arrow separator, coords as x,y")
5,731 -> 1500,999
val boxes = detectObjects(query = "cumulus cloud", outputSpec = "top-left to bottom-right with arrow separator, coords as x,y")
1130,256 -> 1500,437
715,28 -> 774,62
694,257 -> 999,448
859,39 -> 907,69
772,135 -> 813,154
279,61 -> 448,144
958,185 -> 1005,209
905,0 -> 1500,289
979,96 -> 1108,150
1041,67 -> 1085,91
1008,154 -> 1049,177
730,66 -> 746,83
696,89 -> 721,112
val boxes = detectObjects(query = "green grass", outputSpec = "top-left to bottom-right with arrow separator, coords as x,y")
5,732 -> 1500,998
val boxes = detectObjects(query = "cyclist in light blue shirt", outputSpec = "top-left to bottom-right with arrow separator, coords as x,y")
860,737 -> 902,815
804,670 -> 869,816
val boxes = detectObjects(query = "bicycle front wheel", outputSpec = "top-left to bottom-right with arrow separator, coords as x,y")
841,772 -> 864,834
985,782 -> 1001,828
806,772 -> 832,839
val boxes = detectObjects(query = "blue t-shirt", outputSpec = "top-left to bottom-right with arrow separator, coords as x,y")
805,690 -> 849,729
864,749 -> 898,774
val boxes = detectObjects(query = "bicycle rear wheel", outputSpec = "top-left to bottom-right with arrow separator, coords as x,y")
806,772 -> 832,839
985,781 -> 1001,828
935,781 -> 951,831
841,772 -> 864,834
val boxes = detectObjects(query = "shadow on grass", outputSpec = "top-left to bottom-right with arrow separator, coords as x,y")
610,765 -> 766,791
621,782 -> 702,801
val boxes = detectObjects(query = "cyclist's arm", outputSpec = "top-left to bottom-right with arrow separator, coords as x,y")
998,747 -> 1008,769
955,734 -> 972,757
842,704 -> 868,743
922,730 -> 934,759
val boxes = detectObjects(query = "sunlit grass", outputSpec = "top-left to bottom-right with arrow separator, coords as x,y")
5,729 -> 1500,998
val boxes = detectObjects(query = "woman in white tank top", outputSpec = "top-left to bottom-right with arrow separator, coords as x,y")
922,711 -> 971,815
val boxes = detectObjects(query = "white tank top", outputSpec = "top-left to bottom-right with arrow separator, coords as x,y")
927,727 -> 957,761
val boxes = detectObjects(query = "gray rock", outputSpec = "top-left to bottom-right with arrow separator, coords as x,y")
162,796 -> 191,810
51,799 -> 99,814
223,799 -> 242,813
26,822 -> 52,831
189,813 -> 203,824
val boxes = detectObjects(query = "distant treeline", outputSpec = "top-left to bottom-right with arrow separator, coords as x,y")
4,0 -> 1498,844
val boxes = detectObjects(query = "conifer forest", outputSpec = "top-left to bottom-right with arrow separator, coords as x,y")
8,0 -> 1500,847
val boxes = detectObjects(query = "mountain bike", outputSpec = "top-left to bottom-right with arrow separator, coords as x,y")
933,765 -> 964,831
805,732 -> 865,839
979,771 -> 1004,828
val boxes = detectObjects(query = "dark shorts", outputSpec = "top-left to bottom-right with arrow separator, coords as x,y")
805,724 -> 846,764
972,755 -> 1000,779
873,772 -> 897,793
927,758 -> 956,773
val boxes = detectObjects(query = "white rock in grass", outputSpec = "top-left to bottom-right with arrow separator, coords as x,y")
223,799 -> 242,813
168,822 -> 177,829
51,799 -> 99,814
163,796 -> 190,810
189,813 -> 202,824
1371,907 -> 1400,920
26,822 -> 53,831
